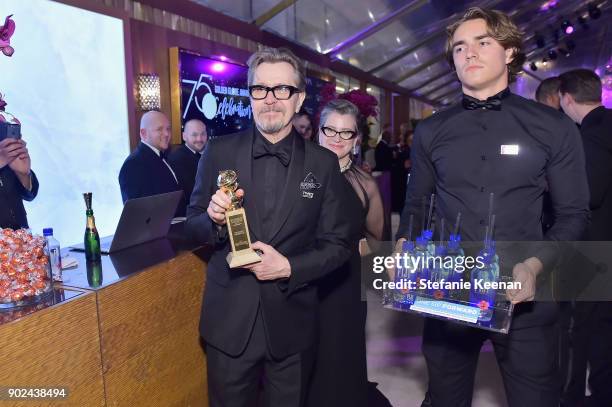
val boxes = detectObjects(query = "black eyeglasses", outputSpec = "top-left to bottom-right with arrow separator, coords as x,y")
249,85 -> 302,100
320,126 -> 357,140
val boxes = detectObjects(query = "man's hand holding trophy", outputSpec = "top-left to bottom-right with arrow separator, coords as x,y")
207,169 -> 291,279
208,170 -> 262,268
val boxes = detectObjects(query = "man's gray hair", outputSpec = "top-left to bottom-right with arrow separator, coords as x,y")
320,99 -> 360,129
247,47 -> 306,90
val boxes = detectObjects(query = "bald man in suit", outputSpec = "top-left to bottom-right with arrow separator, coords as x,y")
118,111 -> 186,215
168,119 -> 207,203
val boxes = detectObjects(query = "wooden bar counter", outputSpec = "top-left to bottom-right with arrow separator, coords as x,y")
0,288 -> 105,406
0,224 -> 210,406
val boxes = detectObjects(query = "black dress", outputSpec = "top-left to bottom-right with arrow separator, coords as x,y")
307,163 -> 385,407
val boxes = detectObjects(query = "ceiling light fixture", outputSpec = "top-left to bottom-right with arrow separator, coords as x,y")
561,19 -> 574,35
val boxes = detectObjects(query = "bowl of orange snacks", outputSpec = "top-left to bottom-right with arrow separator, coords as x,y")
0,228 -> 53,309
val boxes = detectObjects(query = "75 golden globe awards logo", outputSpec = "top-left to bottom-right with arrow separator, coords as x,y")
182,74 -> 252,121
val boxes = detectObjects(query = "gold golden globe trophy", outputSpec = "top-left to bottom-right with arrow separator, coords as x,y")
218,170 -> 261,268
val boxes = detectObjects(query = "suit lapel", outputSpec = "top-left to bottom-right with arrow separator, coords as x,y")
139,142 -> 164,179
138,142 -> 155,160
235,128 -> 263,243
184,144 -> 201,172
268,131 -> 305,244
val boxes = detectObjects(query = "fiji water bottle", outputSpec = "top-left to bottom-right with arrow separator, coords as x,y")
429,243 -> 450,299
470,242 -> 499,322
421,229 -> 436,257
446,233 -> 465,298
43,228 -> 62,282
394,239 -> 415,308
413,236 -> 430,294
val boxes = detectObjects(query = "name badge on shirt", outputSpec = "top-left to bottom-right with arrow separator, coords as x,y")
500,145 -> 519,155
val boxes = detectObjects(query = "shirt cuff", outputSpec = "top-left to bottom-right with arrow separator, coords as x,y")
214,224 -> 229,245
529,241 -> 560,276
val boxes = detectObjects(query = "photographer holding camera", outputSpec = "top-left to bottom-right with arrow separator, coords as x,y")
0,14 -> 38,229
0,137 -> 38,229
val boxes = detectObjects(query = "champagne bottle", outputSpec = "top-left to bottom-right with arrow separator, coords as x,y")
83,192 -> 101,263
86,260 -> 103,288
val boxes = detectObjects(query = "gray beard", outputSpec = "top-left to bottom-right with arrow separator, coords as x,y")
256,118 -> 285,134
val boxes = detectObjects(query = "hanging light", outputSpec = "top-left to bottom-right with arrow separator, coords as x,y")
561,19 -> 574,35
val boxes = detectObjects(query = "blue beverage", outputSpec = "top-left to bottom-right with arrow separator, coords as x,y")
446,233 -> 465,298
393,240 -> 416,308
421,229 -> 436,257
413,236 -> 430,295
429,244 -> 450,298
470,242 -> 499,322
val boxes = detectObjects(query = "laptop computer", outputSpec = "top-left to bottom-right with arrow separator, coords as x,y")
71,190 -> 183,254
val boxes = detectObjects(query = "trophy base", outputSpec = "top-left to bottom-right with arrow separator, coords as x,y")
226,249 -> 261,268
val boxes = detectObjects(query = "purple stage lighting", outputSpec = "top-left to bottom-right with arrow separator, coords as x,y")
212,62 -> 226,72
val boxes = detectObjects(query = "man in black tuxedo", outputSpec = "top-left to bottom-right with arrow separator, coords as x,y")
0,137 -> 39,229
168,119 -> 207,203
185,47 -> 359,407
118,110 -> 185,216
558,68 -> 612,406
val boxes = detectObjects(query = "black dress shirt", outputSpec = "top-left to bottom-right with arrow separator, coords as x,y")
397,89 -> 589,271
252,129 -> 294,241
580,106 -> 612,240
0,167 -> 39,229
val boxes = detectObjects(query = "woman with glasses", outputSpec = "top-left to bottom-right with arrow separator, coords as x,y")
318,99 -> 385,242
307,99 -> 386,407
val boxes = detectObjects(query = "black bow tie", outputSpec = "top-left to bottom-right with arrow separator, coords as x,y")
462,96 -> 502,111
253,141 -> 291,166
462,88 -> 510,111
160,150 -> 168,160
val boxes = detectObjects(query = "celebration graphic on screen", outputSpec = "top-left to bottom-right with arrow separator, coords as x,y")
179,50 -> 252,138
175,49 -> 332,139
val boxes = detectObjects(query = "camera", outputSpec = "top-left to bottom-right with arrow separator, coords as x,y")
0,122 -> 21,141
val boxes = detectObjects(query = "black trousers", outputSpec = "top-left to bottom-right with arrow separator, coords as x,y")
422,317 -> 559,407
560,301 -> 612,406
206,308 -> 312,407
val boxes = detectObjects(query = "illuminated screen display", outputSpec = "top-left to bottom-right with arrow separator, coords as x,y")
176,49 -> 332,138
179,50 -> 252,139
